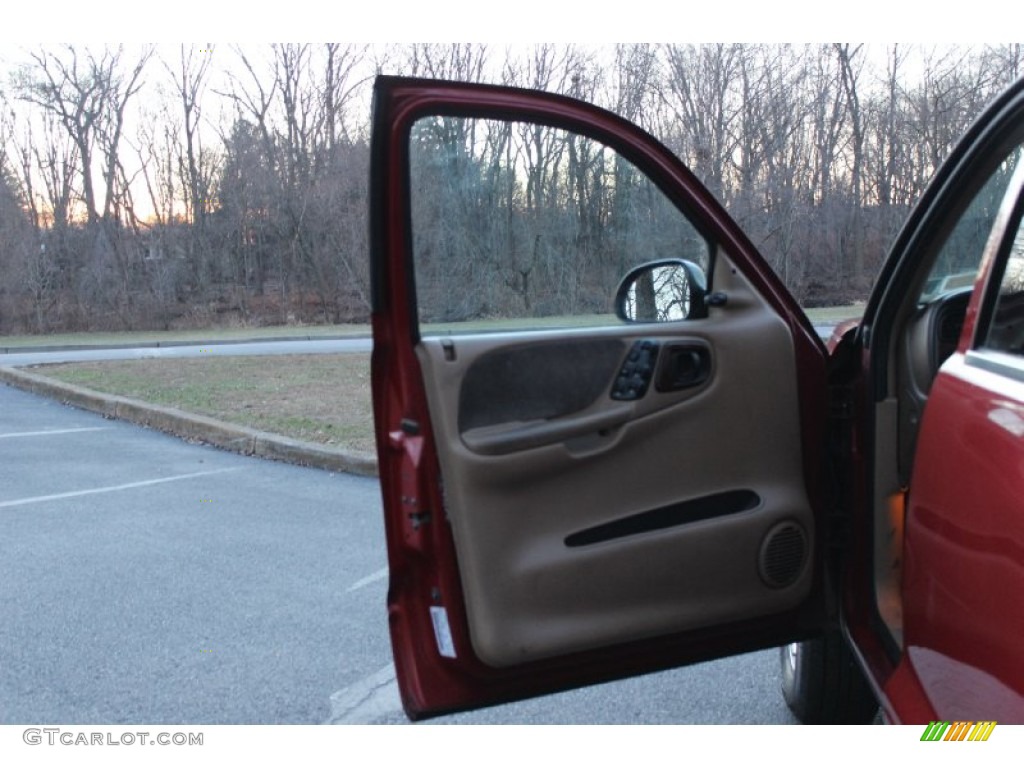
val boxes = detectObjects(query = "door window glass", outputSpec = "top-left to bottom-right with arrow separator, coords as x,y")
918,147 -> 1023,303
408,116 -> 710,332
984,210 -> 1024,356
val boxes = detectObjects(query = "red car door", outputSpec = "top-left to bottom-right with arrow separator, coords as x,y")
834,78 -> 1024,724
894,159 -> 1024,722
369,76 -> 831,719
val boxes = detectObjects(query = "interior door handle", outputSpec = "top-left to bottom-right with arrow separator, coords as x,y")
657,344 -> 711,391
460,404 -> 634,455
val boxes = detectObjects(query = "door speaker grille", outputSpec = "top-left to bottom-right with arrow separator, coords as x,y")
759,521 -> 808,589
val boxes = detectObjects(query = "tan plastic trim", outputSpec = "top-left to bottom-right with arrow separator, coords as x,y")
416,252 -> 815,667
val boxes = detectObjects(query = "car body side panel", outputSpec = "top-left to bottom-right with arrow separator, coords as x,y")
898,356 -> 1024,721
880,655 -> 939,724
842,78 -> 1024,724
889,149 -> 1024,724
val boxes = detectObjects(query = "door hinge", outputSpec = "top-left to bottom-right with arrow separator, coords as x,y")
409,511 -> 431,530
827,509 -> 850,551
388,419 -> 431,541
825,382 -> 855,556
829,384 -> 854,420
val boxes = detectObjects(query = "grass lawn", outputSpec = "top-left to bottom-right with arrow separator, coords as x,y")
38,354 -> 375,455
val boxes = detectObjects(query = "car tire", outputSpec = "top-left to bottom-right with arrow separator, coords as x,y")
780,634 -> 878,724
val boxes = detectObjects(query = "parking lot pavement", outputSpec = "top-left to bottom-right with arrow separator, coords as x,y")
1,383 -> 800,725
0,384 -> 391,724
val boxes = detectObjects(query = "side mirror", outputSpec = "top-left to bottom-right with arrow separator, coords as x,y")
614,259 -> 708,322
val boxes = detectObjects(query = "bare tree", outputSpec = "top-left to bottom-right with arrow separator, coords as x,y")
320,43 -> 369,152
2,42 -> 1017,334
659,44 -> 744,202
14,45 -> 154,326
162,44 -> 218,287
403,43 -> 488,82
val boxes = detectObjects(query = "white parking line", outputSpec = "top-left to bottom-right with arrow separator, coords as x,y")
0,468 -> 242,509
347,566 -> 388,592
0,427 -> 111,439
325,663 -> 402,724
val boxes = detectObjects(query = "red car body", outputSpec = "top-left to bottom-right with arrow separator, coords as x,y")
369,75 -> 1024,722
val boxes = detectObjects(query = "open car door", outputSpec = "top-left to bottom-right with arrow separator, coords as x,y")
370,76 -> 832,719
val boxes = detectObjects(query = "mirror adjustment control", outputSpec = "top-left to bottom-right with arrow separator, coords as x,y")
611,340 -> 660,400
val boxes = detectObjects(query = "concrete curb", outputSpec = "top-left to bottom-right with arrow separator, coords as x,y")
0,365 -> 378,477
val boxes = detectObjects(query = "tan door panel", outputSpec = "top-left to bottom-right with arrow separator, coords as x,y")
414,255 -> 814,668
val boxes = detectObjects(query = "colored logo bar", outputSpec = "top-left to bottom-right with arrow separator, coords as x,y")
920,721 -> 997,741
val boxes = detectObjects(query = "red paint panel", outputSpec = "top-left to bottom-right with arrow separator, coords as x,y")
902,354 -> 1024,721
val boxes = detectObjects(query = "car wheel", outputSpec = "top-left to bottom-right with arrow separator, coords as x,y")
780,633 -> 878,724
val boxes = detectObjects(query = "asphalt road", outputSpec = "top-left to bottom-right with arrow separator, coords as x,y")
1,383 -> 800,724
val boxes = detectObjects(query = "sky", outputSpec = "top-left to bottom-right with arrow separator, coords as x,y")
0,0 -> 1007,43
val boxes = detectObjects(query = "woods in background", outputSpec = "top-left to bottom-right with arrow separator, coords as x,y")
0,43 -> 1020,333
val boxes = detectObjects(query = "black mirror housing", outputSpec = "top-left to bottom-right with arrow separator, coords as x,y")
614,259 -> 708,323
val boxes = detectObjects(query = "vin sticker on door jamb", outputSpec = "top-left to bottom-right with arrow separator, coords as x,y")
429,606 -> 457,658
